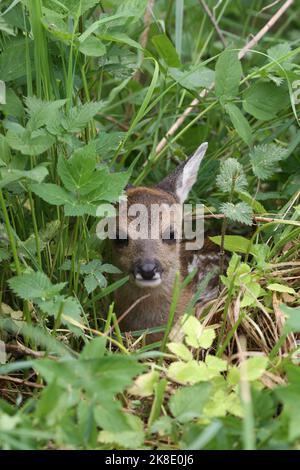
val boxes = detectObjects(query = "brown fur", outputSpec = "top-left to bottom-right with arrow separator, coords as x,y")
109,188 -> 220,343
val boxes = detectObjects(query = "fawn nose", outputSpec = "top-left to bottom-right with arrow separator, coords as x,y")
135,260 -> 161,280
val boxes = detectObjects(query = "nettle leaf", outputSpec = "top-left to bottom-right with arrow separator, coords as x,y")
220,202 -> 253,226
169,65 -> 215,91
224,103 -> 253,146
25,96 -> 66,131
61,102 -> 104,133
250,143 -> 288,180
79,36 -> 106,57
6,128 -> 55,155
215,49 -> 242,99
243,82 -> 289,120
8,272 -> 66,301
152,34 -> 181,68
216,158 -> 248,193
169,383 -> 212,423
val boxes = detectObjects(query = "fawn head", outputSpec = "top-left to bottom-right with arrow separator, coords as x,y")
110,142 -> 208,290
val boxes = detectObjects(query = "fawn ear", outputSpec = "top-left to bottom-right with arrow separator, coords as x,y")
156,142 -> 208,203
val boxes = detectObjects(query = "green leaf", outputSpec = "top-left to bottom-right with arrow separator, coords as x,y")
152,34 -> 181,68
216,158 -> 248,193
31,183 -> 76,206
167,342 -> 193,361
25,96 -> 66,131
6,128 -> 55,156
225,103 -> 253,146
128,370 -> 159,397
57,143 -> 97,192
79,36 -> 106,57
8,272 -> 66,301
169,383 -> 212,423
169,65 -> 215,91
0,38 -> 30,81
62,102 -> 104,133
243,82 -> 289,120
237,191 -> 266,214
205,355 -> 227,372
244,356 -> 268,381
210,235 -> 252,253
220,202 -> 253,226
181,315 -> 216,349
215,50 -> 242,99
0,165 -> 48,188
0,88 -> 24,119
167,360 -> 210,384
279,304 -> 300,333
267,283 -> 296,295
250,143 -> 288,180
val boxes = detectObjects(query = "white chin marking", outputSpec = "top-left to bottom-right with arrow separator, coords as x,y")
134,273 -> 162,288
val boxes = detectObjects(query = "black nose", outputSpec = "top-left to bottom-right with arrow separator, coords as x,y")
135,260 -> 161,280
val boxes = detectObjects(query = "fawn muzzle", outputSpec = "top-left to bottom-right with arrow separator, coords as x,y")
133,259 -> 162,288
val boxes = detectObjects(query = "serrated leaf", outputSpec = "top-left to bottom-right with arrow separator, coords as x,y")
57,143 -> 97,192
250,143 -> 288,180
225,103 -> 253,146
220,202 -> 253,226
25,96 -> 66,131
216,158 -> 248,193
8,272 -> 66,301
6,128 -> 55,155
61,102 -> 104,133
215,50 -> 242,99
31,183 -> 76,206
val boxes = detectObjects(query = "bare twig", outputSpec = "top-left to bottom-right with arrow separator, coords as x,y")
155,0 -> 294,155
134,0 -> 155,83
0,375 -> 44,389
198,0 -> 226,47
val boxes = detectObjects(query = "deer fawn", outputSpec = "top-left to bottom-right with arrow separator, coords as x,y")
108,142 -> 220,342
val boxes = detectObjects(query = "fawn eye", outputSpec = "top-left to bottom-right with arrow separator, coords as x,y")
114,231 -> 129,248
162,228 -> 177,244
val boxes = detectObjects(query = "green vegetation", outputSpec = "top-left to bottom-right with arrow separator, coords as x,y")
1,0 -> 300,450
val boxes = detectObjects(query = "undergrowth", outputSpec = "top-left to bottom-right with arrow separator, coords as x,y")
0,0 -> 300,450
